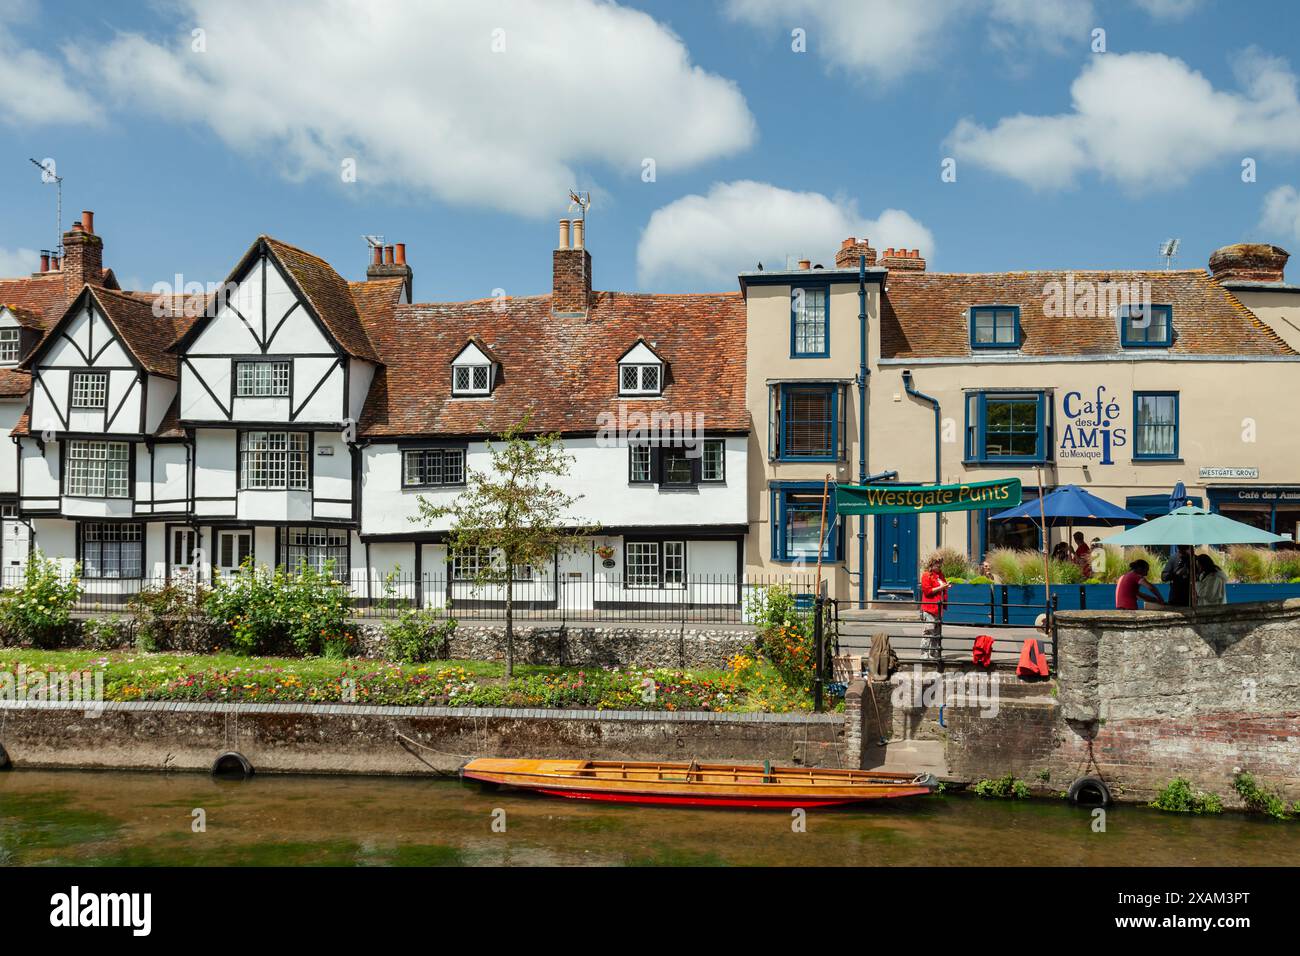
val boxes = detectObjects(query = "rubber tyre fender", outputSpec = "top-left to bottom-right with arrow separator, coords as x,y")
1067,775 -> 1111,807
211,751 -> 254,779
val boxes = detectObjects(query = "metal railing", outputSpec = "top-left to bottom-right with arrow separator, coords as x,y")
4,571 -> 823,626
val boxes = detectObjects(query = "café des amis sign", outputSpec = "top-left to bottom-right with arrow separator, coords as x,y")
1059,386 -> 1126,465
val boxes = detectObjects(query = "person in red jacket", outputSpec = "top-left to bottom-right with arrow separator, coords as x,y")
919,556 -> 950,662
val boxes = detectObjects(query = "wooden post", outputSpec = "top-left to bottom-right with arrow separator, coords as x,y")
814,474 -> 831,598
1040,468 -> 1050,608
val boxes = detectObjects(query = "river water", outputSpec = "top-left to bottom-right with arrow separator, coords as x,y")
2,770 -> 1297,866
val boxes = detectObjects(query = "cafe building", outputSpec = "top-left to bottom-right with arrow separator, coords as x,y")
741,238 -> 1300,602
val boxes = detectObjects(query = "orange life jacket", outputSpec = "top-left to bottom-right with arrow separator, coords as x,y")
1016,637 -> 1050,678
972,634 -> 995,668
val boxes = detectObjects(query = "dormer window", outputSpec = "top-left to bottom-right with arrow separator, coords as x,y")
618,340 -> 664,396
970,306 -> 1021,349
451,340 -> 497,396
0,328 -> 19,364
1120,303 -> 1173,348
453,364 -> 491,395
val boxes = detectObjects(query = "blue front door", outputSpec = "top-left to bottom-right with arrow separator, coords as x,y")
874,513 -> 919,598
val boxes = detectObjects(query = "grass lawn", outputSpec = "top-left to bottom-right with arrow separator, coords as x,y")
2,648 -> 829,713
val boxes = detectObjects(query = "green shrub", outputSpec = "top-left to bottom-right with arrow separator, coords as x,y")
0,553 -> 82,648
383,608 -> 458,664
1226,546 -> 1272,584
968,575 -> 994,586
746,584 -> 814,693
81,615 -> 130,651
128,580 -> 212,652
987,548 -> 1028,585
1233,771 -> 1292,819
1048,559 -> 1085,585
972,773 -> 1031,799
1124,547 -> 1166,582
923,547 -> 973,581
1101,545 -> 1128,584
1149,778 -> 1223,815
204,560 -> 354,656
1269,550 -> 1300,583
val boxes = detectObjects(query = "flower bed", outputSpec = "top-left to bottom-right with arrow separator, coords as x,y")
1,650 -> 817,713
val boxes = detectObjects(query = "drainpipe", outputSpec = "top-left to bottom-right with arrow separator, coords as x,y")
856,255 -> 869,607
901,369 -> 942,549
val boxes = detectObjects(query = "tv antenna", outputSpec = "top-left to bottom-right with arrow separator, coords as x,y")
29,157 -> 64,295
1159,238 -> 1181,270
567,190 -> 591,221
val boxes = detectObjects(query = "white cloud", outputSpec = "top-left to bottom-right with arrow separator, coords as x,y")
0,246 -> 39,278
636,180 -> 934,288
0,0 -> 98,125
947,50 -> 1300,190
1134,0 -> 1204,19
1260,185 -> 1300,244
79,0 -> 755,217
725,0 -> 1092,81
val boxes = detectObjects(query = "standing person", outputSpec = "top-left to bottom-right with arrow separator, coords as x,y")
1162,545 -> 1195,607
1195,554 -> 1228,606
1051,541 -> 1071,563
1089,537 -> 1106,579
1072,531 -> 1092,575
919,556 -> 950,662
1116,559 -> 1166,610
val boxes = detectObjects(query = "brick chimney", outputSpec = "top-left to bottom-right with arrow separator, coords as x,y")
1208,243 -> 1289,284
60,210 -> 105,291
879,247 -> 926,272
553,218 -> 591,314
366,240 -> 413,299
835,236 -> 877,268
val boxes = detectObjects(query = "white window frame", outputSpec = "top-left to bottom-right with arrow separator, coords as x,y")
281,526 -> 349,576
453,363 -> 492,396
71,371 -> 109,409
624,540 -> 686,589
619,363 -> 662,395
236,360 -> 291,397
402,448 -> 466,487
80,522 -> 143,579
239,431 -> 310,490
65,440 -> 131,498
0,327 -> 19,364
701,439 -> 726,483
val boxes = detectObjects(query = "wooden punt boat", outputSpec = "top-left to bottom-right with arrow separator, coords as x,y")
460,758 -> 937,808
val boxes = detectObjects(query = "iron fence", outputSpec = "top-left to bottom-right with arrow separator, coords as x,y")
4,571 -> 829,626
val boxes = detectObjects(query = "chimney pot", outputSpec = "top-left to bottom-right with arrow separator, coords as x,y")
798,258 -> 811,270
841,237 -> 855,250
371,245 -> 383,266
573,219 -> 585,250
558,219 -> 571,251
383,245 -> 394,265
394,243 -> 406,266
39,251 -> 50,273
71,221 -> 83,233
82,210 -> 94,235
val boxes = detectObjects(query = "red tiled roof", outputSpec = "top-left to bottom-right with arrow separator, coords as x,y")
357,290 -> 749,438
19,286 -> 197,379
264,237 -> 380,362
0,273 -> 73,326
881,269 -> 1295,358
0,369 -> 30,399
10,404 -> 30,437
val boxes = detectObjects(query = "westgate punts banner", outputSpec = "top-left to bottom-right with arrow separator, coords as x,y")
835,478 -> 1022,515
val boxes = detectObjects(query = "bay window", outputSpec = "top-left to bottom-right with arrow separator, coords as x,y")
239,431 -> 309,490
80,522 -> 143,579
65,440 -> 130,498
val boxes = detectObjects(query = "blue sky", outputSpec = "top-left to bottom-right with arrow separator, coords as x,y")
4,0 -> 1300,299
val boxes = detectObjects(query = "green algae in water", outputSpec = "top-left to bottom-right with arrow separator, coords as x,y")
0,791 -> 123,862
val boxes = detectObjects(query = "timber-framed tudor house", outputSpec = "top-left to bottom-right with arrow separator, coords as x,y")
0,212 -> 750,607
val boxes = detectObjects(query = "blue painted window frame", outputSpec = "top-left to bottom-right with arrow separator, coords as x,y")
963,391 -> 1050,464
777,383 -> 839,462
1120,303 -> 1173,348
770,482 -> 843,563
969,305 -> 1021,350
790,283 -> 830,358
1132,391 -> 1180,460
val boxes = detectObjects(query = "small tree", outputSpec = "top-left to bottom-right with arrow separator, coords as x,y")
413,419 -> 596,676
